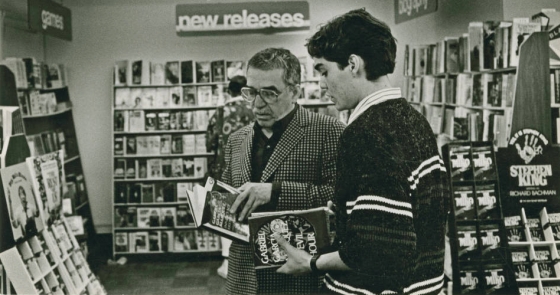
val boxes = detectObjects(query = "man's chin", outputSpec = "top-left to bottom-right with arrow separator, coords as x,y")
256,118 -> 274,128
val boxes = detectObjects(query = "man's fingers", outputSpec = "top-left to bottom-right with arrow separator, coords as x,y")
230,190 -> 249,214
238,197 -> 255,221
238,183 -> 250,192
272,232 -> 290,249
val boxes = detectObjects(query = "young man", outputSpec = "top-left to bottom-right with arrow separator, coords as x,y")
222,48 -> 345,294
274,9 -> 449,295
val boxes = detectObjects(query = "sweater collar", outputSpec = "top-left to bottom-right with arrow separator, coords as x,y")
347,88 -> 402,125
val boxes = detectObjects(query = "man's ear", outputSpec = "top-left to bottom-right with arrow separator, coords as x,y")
290,85 -> 301,101
348,54 -> 362,75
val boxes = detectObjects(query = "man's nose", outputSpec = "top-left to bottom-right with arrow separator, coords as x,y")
252,94 -> 267,108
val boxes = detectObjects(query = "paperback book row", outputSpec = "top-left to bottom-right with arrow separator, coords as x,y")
114,59 -> 246,86
114,134 -> 207,156
0,219 -> 105,295
114,205 -> 195,229
1,57 -> 67,90
114,109 -> 212,132
17,90 -> 71,117
26,127 -> 76,159
405,72 -> 516,109
504,207 -> 560,294
114,229 -> 221,253
63,174 -> 88,217
405,18 -> 543,76
114,157 -> 207,180
114,85 -> 226,109
114,182 -> 194,204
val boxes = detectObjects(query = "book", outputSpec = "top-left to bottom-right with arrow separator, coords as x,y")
177,204 -> 194,226
147,158 -> 162,178
170,111 -> 181,130
148,231 -> 161,252
128,183 -> 141,203
177,183 -> 191,202
180,61 -> 194,84
114,159 -> 125,178
115,232 -> 128,252
115,88 -> 131,109
134,231 -> 149,252
147,135 -> 161,155
150,63 -> 165,85
482,21 -> 501,70
141,88 -> 156,108
160,135 -> 171,154
181,111 -> 194,130
171,135 -> 183,154
66,215 -> 84,236
196,61 -> 212,83
26,151 -> 65,226
194,157 -> 207,178
510,18 -> 541,67
211,60 -> 226,82
162,159 -> 172,178
182,134 -> 196,154
169,86 -> 182,108
172,159 -> 183,177
157,112 -> 171,131
131,60 -> 150,85
125,159 -> 136,179
162,231 -> 173,252
186,177 -> 250,242
174,230 -> 198,251
0,162 -> 45,241
468,22 -> 484,72
129,110 -> 145,132
154,88 -> 169,108
197,86 -> 213,106
165,61 -> 180,85
248,207 -> 332,269
182,86 -> 197,106
145,111 -> 157,131
161,207 -> 177,227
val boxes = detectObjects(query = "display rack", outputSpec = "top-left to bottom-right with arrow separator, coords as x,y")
0,218 -> 105,295
443,141 -> 518,294
111,79 -> 224,258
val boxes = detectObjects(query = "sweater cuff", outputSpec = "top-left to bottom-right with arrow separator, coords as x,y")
269,181 -> 281,209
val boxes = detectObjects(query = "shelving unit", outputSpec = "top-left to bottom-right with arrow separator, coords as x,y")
111,79 -> 224,258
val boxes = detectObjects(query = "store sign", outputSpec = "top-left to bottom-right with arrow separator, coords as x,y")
28,0 -> 72,41
175,1 -> 310,36
497,129 -> 560,214
394,0 -> 437,24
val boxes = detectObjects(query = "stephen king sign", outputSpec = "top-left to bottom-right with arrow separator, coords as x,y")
497,128 -> 560,214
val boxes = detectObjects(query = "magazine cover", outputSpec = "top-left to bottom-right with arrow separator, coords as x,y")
0,162 -> 45,241
185,177 -> 250,242
26,150 -> 65,226
248,207 -> 331,269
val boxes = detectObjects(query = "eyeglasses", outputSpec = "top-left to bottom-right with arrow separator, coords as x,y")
240,86 -> 286,104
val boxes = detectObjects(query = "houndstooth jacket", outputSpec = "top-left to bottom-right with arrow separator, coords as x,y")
222,106 -> 345,295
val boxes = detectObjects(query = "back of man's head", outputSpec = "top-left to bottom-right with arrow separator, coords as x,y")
228,75 -> 247,97
247,47 -> 301,86
306,8 -> 397,81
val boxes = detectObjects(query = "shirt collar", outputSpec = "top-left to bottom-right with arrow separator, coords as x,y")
347,88 -> 402,125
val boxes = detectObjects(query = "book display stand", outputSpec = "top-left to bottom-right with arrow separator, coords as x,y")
443,141 -> 518,294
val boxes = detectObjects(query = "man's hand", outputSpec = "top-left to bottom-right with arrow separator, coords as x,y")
273,232 -> 313,275
229,182 -> 272,221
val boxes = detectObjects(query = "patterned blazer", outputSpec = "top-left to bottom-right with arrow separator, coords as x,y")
222,106 -> 345,295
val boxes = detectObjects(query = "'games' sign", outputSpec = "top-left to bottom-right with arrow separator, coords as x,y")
175,2 -> 310,36
28,0 -> 72,41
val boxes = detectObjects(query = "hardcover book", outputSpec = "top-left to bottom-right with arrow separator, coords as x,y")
196,61 -> 212,83
145,111 -> 157,131
182,86 -> 197,106
180,61 -> 194,84
169,86 -> 182,108
125,159 -> 136,179
157,112 -> 171,131
150,63 -> 165,85
165,61 -> 180,85
128,183 -> 141,203
161,207 -> 177,227
186,177 -> 250,243
147,158 -> 162,179
211,60 -> 226,82
129,110 -> 145,132
141,88 -> 156,108
172,158 -> 183,177
160,135 -> 171,154
171,135 -> 183,154
114,137 -> 124,155
248,206 -> 332,269
197,86 -> 213,106
142,184 -> 154,203
154,88 -> 169,108
115,232 -> 128,252
114,60 -> 128,86
115,88 -> 131,109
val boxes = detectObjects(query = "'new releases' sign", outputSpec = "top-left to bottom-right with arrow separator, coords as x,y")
176,1 -> 310,36
28,0 -> 72,41
394,0 -> 437,24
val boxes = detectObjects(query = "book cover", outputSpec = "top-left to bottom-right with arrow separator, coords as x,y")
145,111 -> 157,131
445,37 -> 459,73
114,137 -> 124,156
174,230 -> 198,251
157,112 -> 171,131
154,88 -> 170,108
195,111 -> 209,130
150,63 -> 165,85
115,232 -> 128,252
165,61 -> 180,85
248,207 -> 331,269
194,157 -> 207,178
226,61 -> 245,80
160,135 -> 172,154
186,177 -> 250,243
141,88 -> 156,108
148,231 -> 161,252
182,86 -> 197,106
168,87 -> 181,109
171,135 -> 183,154
115,207 -> 128,227
170,111 -> 181,130
181,111 -> 194,130
196,230 -> 208,250
26,151 -> 65,226
135,231 -> 149,252
115,88 -> 131,109
510,18 -> 541,67
181,61 -> 194,84
177,205 -> 195,226
172,159 -> 183,177
147,158 -> 162,179
147,135 -> 161,155
114,159 -> 125,178
161,207 -> 177,227
476,184 -> 499,220
128,110 -> 145,132
162,231 -> 173,252
141,184 -> 154,203
66,215 -> 84,236
446,143 -> 473,181
211,60 -> 226,82
0,162 -> 45,241
132,60 -> 150,85
194,134 -> 207,153
137,208 -> 151,228
114,110 -> 126,132
162,159 -> 172,178
182,134 -> 196,154
177,183 -> 192,203
197,86 -> 213,106
453,185 -> 476,220
196,61 -> 212,83
114,183 -> 127,204
207,232 -> 221,251
182,157 -> 195,177
468,22 -> 484,72
135,136 -> 147,155
482,21 -> 501,70
128,183 -> 141,203
472,145 -> 496,181
114,60 -> 129,86
125,159 -> 136,179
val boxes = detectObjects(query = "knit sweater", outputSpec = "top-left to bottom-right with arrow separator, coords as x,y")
326,98 -> 449,295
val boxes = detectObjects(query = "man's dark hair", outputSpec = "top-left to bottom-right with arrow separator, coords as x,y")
306,8 -> 397,81
247,48 -> 301,87
228,75 -> 247,97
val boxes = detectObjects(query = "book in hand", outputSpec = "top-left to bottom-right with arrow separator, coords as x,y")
185,177 -> 250,243
248,207 -> 331,269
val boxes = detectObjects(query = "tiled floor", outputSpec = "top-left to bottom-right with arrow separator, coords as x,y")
88,235 -> 227,295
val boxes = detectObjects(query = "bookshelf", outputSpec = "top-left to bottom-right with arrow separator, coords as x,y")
111,60 -> 228,257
